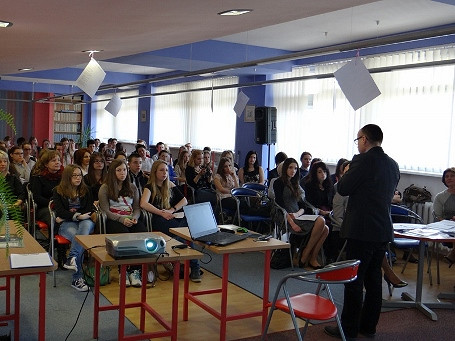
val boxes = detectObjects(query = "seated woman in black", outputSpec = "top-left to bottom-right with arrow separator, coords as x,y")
303,161 -> 336,262
185,149 -> 216,207
140,160 -> 202,282
238,150 -> 265,185
30,149 -> 63,228
273,158 -> 328,269
83,152 -> 107,205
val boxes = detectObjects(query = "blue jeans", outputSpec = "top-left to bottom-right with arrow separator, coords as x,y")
59,219 -> 95,281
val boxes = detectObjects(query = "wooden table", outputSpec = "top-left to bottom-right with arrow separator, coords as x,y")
0,222 -> 57,341
76,232 -> 203,341
169,227 -> 289,341
382,224 -> 455,320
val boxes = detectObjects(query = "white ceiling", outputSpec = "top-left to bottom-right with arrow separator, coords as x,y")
1,0 -> 455,85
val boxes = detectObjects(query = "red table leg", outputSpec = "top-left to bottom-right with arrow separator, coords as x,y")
262,250 -> 271,331
219,254 -> 230,341
183,259 -> 190,321
14,275 -> 20,341
171,261 -> 180,341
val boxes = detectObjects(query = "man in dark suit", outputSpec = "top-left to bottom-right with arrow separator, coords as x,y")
325,124 -> 400,340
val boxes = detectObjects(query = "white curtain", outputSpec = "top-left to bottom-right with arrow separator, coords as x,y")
153,77 -> 238,150
271,46 -> 455,174
94,90 -> 139,143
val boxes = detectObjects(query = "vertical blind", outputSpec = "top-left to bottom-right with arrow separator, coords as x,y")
94,90 -> 139,142
271,46 -> 455,174
153,77 -> 238,151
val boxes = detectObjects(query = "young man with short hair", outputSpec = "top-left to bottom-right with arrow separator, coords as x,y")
128,152 -> 147,195
151,142 -> 165,162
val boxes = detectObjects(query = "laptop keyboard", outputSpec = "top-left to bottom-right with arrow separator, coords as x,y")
198,231 -> 248,244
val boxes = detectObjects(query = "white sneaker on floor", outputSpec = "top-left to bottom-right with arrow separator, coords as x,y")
119,272 -> 131,287
71,278 -> 89,292
63,257 -> 77,272
129,270 -> 142,287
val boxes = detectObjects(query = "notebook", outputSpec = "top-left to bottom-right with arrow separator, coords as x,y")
183,202 -> 249,246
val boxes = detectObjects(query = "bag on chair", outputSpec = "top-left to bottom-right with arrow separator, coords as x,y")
403,184 -> 432,203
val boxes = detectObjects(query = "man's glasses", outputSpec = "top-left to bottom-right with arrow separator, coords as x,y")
354,136 -> 367,145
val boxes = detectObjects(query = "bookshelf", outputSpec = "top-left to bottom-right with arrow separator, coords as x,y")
53,96 -> 83,144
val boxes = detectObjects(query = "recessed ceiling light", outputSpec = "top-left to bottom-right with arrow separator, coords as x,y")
218,9 -> 252,16
0,20 -> 13,28
18,68 -> 33,71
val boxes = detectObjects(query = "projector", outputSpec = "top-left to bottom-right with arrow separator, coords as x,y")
105,233 -> 166,258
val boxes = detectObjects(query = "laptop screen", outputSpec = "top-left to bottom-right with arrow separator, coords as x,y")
183,202 -> 219,239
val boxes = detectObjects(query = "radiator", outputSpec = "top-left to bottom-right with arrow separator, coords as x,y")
406,202 -> 434,224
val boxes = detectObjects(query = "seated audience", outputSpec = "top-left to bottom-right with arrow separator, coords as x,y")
158,150 -> 177,184
136,143 -> 153,175
173,145 -> 188,167
273,158 -> 328,269
267,151 -> 287,181
220,150 -> 239,173
60,138 -> 73,167
128,152 -> 147,195
22,142 -> 36,170
30,149 -> 63,229
151,142 -> 165,162
434,167 -> 455,266
213,157 -> 241,211
174,149 -> 190,185
74,148 -> 91,175
42,139 -> 52,150
83,152 -> 107,204
299,151 -> 312,179
86,139 -> 96,154
0,150 -> 26,208
114,150 -> 127,162
238,150 -> 265,185
185,149 -> 216,207
330,158 -> 348,184
140,159 -> 202,282
52,164 -> 95,292
98,159 -> 148,287
8,146 -> 30,184
29,136 -> 40,158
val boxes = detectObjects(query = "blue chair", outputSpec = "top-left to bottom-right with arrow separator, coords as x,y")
242,182 -> 267,195
390,204 -> 432,283
230,187 -> 272,233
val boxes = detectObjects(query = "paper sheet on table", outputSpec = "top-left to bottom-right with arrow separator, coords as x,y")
173,212 -> 184,219
401,228 -> 440,237
426,220 -> 455,232
393,223 -> 426,231
234,91 -> 250,117
9,253 -> 53,269
295,215 -> 319,221
334,57 -> 381,111
75,58 -> 106,98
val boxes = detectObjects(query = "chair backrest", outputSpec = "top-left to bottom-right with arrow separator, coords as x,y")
391,204 -> 423,224
242,182 -> 267,194
316,259 -> 360,283
231,187 -> 261,198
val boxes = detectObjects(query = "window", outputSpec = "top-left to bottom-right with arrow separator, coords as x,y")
94,90 -> 139,142
271,46 -> 455,174
153,77 -> 238,150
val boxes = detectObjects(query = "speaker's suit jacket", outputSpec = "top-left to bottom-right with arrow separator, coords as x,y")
337,146 -> 400,243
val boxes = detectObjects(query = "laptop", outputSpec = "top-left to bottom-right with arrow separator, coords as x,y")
183,202 -> 250,246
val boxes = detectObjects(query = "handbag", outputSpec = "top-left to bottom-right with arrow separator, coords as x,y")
83,262 -> 111,287
270,248 -> 291,269
403,184 -> 432,203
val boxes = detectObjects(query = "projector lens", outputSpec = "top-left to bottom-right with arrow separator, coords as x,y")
146,239 -> 157,251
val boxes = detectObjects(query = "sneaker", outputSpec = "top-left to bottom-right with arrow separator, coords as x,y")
190,269 -> 202,283
71,278 -> 89,292
147,270 -> 155,283
129,270 -> 142,287
63,257 -> 77,272
119,272 -> 131,287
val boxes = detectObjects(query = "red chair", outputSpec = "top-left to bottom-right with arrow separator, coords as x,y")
262,259 -> 360,341
48,201 -> 71,287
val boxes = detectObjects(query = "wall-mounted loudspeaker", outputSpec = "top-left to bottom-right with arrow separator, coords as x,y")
255,106 -> 277,144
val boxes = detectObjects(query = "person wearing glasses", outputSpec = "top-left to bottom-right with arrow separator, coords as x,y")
21,142 -> 36,170
8,146 -> 30,184
52,164 -> 95,292
324,124 -> 400,340
83,152 -> 107,204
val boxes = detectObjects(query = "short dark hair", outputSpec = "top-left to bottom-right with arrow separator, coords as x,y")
361,124 -> 383,144
158,150 -> 169,156
87,139 -> 95,146
135,143 -> 146,151
16,137 -> 26,146
128,152 -> 141,163
442,167 -> 455,187
275,152 -> 287,165
300,151 -> 312,162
